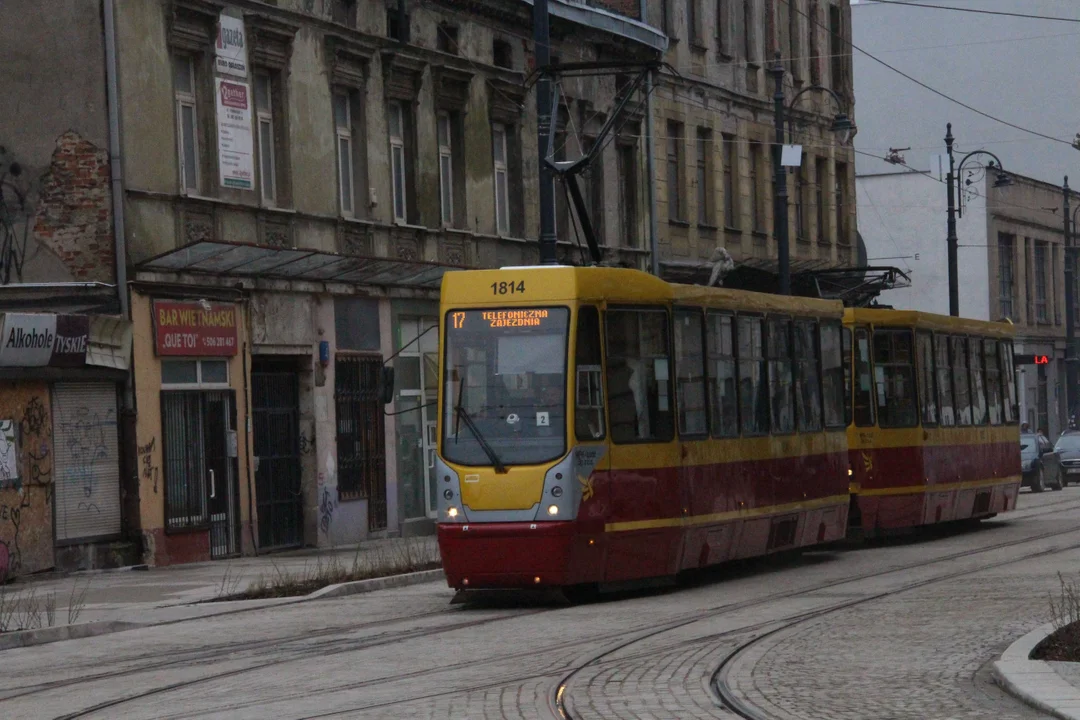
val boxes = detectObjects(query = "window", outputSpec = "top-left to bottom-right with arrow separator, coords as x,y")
334,92 -> 354,215
667,121 -> 685,222
821,322 -> 845,428
951,336 -> 972,426
750,141 -> 764,232
985,338 -> 1003,425
935,334 -> 955,426
389,101 -> 408,223
584,137 -> 605,243
493,39 -> 513,69
916,331 -> 937,425
723,134 -> 738,228
675,310 -> 708,436
789,0 -> 802,82
716,0 -> 731,56
795,320 -> 823,432
779,0 -> 791,74
1035,241 -> 1049,322
606,309 -> 674,443
1038,365 -> 1049,434
618,142 -> 639,246
873,330 -> 917,428
387,9 -> 408,41
437,23 -> 459,54
742,0 -> 755,62
829,4 -> 845,93
842,327 -> 853,426
999,233 -> 1015,319
768,318 -> 795,433
696,128 -> 713,226
687,0 -> 702,45
255,73 -> 276,205
795,163 -> 807,242
809,1 -> 821,85
1001,340 -> 1017,423
493,123 -> 510,235
438,112 -> 454,226
853,328 -> 874,427
969,338 -> 988,425
173,54 -> 200,193
835,162 -> 848,248
161,359 -> 229,386
331,0 -> 356,27
815,158 -> 827,244
707,312 -> 738,437
738,315 -> 769,434
575,306 -> 605,441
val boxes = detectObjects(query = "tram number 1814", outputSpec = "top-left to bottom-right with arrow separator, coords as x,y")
491,280 -> 525,295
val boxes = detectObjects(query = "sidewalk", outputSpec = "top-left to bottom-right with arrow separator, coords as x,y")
996,623 -> 1080,720
0,535 -> 442,634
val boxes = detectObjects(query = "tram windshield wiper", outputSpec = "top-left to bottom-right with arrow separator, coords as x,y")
452,368 -> 508,474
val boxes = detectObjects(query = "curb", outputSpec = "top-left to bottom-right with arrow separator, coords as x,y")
994,622 -> 1080,720
306,568 -> 445,599
0,621 -> 143,652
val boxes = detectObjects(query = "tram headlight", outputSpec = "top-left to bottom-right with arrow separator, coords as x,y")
848,466 -> 853,477
547,504 -> 559,516
448,507 -> 459,518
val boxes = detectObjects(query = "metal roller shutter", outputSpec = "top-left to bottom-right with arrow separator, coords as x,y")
52,382 -> 122,541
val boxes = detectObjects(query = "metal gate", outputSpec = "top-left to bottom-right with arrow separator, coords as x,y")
335,355 -> 386,532
252,365 -> 302,548
52,383 -> 122,542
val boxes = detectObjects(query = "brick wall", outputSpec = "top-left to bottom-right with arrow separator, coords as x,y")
32,131 -> 114,282
591,0 -> 640,20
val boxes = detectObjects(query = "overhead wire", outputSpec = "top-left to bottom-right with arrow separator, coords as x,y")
865,0 -> 1080,23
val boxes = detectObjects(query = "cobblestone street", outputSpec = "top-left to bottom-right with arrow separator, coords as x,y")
3,490 -> 1077,719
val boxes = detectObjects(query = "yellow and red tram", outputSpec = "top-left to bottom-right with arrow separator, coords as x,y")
844,309 -> 1021,535
435,266 -> 851,591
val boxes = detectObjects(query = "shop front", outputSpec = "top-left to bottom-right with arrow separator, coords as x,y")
131,290 -> 252,565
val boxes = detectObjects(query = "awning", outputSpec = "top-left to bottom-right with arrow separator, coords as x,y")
136,240 -> 465,289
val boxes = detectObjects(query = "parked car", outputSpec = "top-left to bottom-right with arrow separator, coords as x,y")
1054,430 -> 1080,486
1021,432 -> 1063,492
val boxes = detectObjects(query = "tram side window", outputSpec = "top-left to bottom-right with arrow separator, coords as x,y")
873,330 -> 918,428
935,334 -> 955,426
738,315 -> 770,435
1000,340 -> 1017,423
675,310 -> 708,437
842,327 -> 853,426
606,308 -> 674,443
822,323 -> 845,428
951,336 -> 972,426
916,331 -> 938,425
707,312 -> 739,438
853,328 -> 875,427
968,338 -> 988,425
575,305 -> 605,441
768,317 -> 795,434
795,320 -> 823,432
984,338 -> 1003,425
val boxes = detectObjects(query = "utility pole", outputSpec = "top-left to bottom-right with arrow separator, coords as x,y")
1066,177 -> 1077,424
945,123 -> 959,317
534,0 -> 557,265
770,54 -> 790,295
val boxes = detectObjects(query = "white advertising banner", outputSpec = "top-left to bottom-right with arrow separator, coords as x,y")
216,78 -> 255,191
215,13 -> 248,78
0,313 -> 56,367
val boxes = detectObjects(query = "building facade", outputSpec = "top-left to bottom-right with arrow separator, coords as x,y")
858,169 -> 1077,439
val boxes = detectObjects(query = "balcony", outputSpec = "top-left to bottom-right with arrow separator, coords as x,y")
521,0 -> 667,52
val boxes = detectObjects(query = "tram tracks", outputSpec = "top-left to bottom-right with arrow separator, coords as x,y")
13,496 -> 1078,719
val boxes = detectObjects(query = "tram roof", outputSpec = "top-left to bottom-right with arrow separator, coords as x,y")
844,308 -> 1016,338
440,266 -> 843,316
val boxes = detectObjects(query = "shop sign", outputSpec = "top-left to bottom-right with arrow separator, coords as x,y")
216,78 -> 254,190
215,13 -> 248,78
154,301 -> 238,356
0,313 -> 89,367
1014,354 -> 1051,366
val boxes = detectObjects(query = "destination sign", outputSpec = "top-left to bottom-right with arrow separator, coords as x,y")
448,308 -> 557,331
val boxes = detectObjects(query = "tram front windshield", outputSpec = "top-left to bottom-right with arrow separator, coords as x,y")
442,307 -> 569,467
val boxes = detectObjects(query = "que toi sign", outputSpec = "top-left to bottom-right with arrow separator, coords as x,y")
0,313 -> 89,367
153,301 -> 238,357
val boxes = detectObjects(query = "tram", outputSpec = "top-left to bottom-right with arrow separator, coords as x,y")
843,309 -> 1021,535
435,265 -> 851,591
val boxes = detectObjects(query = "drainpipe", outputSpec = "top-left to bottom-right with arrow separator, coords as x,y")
642,0 -> 659,275
103,0 -> 128,325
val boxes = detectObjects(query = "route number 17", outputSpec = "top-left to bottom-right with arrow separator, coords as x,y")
491,280 -> 525,295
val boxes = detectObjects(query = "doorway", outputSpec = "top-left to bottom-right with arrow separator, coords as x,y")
396,315 -> 439,520
252,359 -> 303,549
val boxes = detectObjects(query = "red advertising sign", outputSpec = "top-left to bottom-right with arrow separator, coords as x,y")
153,301 -> 238,356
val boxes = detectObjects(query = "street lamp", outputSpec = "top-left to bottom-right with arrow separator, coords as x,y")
944,122 -> 1013,317
1063,176 -> 1079,422
770,53 -> 856,296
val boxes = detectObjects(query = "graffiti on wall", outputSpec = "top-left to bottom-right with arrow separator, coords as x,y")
318,453 -> 338,540
0,146 -> 33,285
0,387 -> 54,578
0,420 -> 17,488
138,437 -> 159,494
0,494 -> 34,579
56,405 -> 114,511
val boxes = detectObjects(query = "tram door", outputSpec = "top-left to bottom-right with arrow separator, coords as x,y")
673,309 -> 712,571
